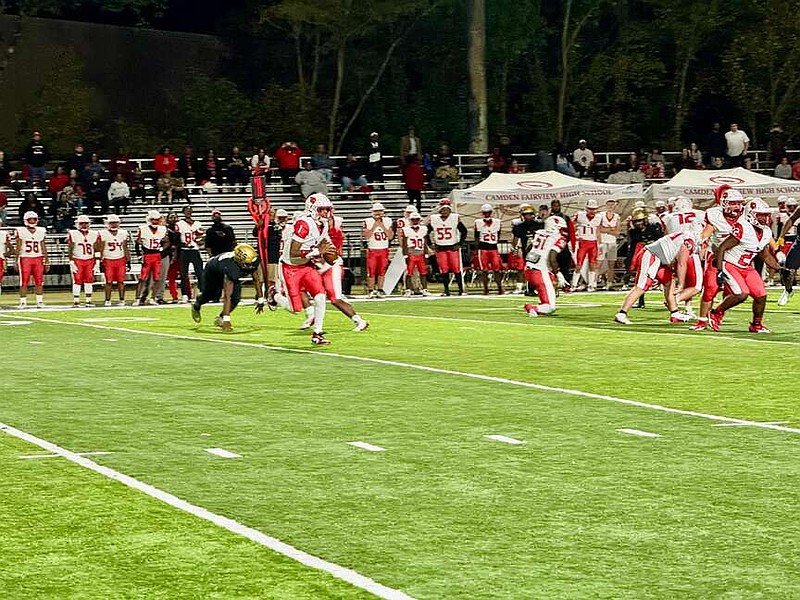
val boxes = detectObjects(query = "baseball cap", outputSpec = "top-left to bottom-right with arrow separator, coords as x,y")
106,214 -> 121,222
579,138 -> 586,144
370,131 -> 379,137
586,199 -> 599,209
634,200 -> 646,209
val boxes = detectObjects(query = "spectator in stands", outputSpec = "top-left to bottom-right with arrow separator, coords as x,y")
108,172 -> 130,214
65,144 -> 87,179
48,166 -> 70,202
227,146 -> 249,192
0,150 -> 10,185
490,147 -> 508,173
154,211 -> 181,304
177,145 -> 196,182
251,148 -> 271,182
775,156 -> 793,179
296,159 -> 328,198
24,130 -> 48,187
508,159 -> 525,174
554,142 -> 576,176
573,139 -> 596,179
421,147 -> 436,180
645,150 -> 665,179
154,146 -> 177,177
498,135 -> 515,166
403,155 -> 425,210
197,149 -> 221,189
274,141 -> 303,185
689,142 -> 703,166
109,148 -> 133,184
84,172 -> 108,214
434,144 -> 459,182
769,125 -> 787,163
50,189 -> 77,233
646,148 -> 665,165
743,155 -> 754,170
156,171 -> 173,204
480,157 -> 494,180
340,154 -> 369,192
626,151 -> 641,172
311,144 -> 334,183
675,148 -> 696,173
203,208 -> 236,257
400,125 -> 422,165
129,164 -> 146,203
367,132 -> 383,182
710,156 -> 725,170
82,153 -> 107,187
171,174 -> 188,202
19,192 -> 47,226
608,157 -> 625,174
725,123 -> 750,167
0,188 -> 7,225
704,122 -> 727,166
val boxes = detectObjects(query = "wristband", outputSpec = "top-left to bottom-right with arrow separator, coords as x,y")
222,315 -> 231,322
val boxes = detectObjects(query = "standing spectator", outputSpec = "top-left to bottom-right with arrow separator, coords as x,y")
689,142 -> 703,166
775,156 -> 793,179
421,148 -> 436,180
498,135 -> 514,166
489,147 -> 508,172
82,152 -> 107,187
108,148 -> 133,183
129,163 -> 146,203
367,132 -> 383,182
176,205 -> 204,303
154,146 -> 177,177
154,212 -> 181,304
598,199 -> 621,289
18,192 -> 47,225
24,130 -> 48,186
725,123 -> 750,167
399,125 -> 421,165
0,150 -> 11,185
227,146 -> 249,192
572,139 -> 596,178
403,155 -> 425,210
48,166 -> 70,202
768,125 -> 787,163
250,148 -> 271,182
703,122 -> 727,166
108,172 -> 131,214
362,202 -> 393,297
64,143 -> 87,179
340,154 -> 368,192
84,172 -> 108,214
311,144 -> 334,183
197,149 -> 221,189
295,159 -> 328,198
203,208 -> 236,257
274,141 -> 303,185
177,145 -> 197,182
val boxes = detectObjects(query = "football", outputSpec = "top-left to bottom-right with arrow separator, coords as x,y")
322,243 -> 338,265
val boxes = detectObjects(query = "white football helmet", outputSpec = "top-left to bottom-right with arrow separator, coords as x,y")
146,209 -> 162,224
76,214 -> 90,230
720,189 -> 745,217
306,192 -> 329,213
545,215 -> 567,235
23,211 -> 39,226
673,196 -> 692,213
745,197 -> 773,228
480,203 -> 493,214
106,214 -> 121,231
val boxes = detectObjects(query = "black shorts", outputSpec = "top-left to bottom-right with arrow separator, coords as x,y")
198,262 -> 242,307
786,242 -> 800,271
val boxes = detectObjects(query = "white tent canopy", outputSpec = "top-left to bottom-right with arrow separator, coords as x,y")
450,171 -> 643,230
645,167 -> 800,205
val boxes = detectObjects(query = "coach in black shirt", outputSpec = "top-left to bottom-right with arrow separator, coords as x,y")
204,208 -> 237,257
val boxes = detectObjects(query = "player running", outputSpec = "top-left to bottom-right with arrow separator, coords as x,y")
522,216 -> 569,317
67,214 -> 100,307
15,211 -> 49,309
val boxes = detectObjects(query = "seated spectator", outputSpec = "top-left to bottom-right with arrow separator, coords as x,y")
82,153 -> 107,187
689,142 -> 702,166
743,155 -> 754,170
274,141 -> 303,185
710,156 -> 725,170
434,144 -> 459,181
421,148 -> 436,180
646,148 -> 665,165
626,151 -> 641,172
197,148 -> 221,187
0,188 -> 7,225
295,159 -> 328,198
674,148 -> 697,173
177,145 -> 196,182
129,164 -> 146,203
508,159 -> 525,174
0,150 -> 10,185
63,177 -> 85,211
156,172 -> 173,204
48,166 -> 70,201
498,135 -> 514,165
226,146 -> 249,191
154,146 -> 177,176
609,157 -> 626,174
18,192 -> 47,225
480,157 -> 494,180
65,143 -> 87,179
51,192 -> 77,233
311,144 -> 334,182
572,139 -> 596,178
555,152 -> 577,177
490,147 -> 508,172
109,148 -> 133,183
108,173 -> 130,214
775,156 -> 793,179
171,175 -> 188,202
403,155 -> 425,209
340,154 -> 369,192
84,172 -> 109,214
250,148 -> 271,182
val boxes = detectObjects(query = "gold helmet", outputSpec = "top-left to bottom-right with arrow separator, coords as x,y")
630,208 -> 648,222
519,203 -> 535,215
233,243 -> 257,267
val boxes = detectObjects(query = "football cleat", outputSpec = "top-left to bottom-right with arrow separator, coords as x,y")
36,302 -> 45,309
191,305 -> 201,323
403,289 -> 413,297
117,301 -> 126,307
180,295 -> 190,304
311,332 -> 331,345
266,285 -> 278,311
669,312 -> 692,323
689,320 -> 707,331
104,300 -> 112,307
708,310 -> 723,332
748,323 -> 771,334
85,301 -> 95,308
72,302 -> 81,308
214,316 -> 232,331
777,289 -> 793,306
421,289 -> 431,296
524,302 -> 538,317
614,311 -> 631,325
132,299 -> 142,306
17,301 -> 26,309
353,319 -> 370,332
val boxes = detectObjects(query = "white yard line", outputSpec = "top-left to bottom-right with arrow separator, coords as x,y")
19,451 -> 116,459
0,422 -> 413,600
617,428 -> 662,438
9,314 -> 800,437
484,435 -> 526,445
205,447 -> 242,459
347,441 -> 386,452
711,421 -> 790,428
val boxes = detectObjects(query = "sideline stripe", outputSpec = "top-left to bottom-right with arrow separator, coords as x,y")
347,441 -> 386,452
10,314 -> 800,437
0,422 -> 413,600
19,451 -> 115,459
485,435 -> 526,445
205,447 -> 242,459
617,428 -> 662,438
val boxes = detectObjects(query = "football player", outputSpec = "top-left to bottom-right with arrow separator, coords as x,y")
134,210 -> 167,306
0,226 -> 10,300
523,216 -> 569,317
15,211 -> 49,309
67,214 -> 100,307
97,214 -> 131,306
571,198 -> 603,291
597,199 -> 621,289
708,198 -> 782,333
428,199 -> 468,296
663,195 -> 705,316
362,202 -> 393,298
474,203 -> 504,295
776,197 -> 800,306
191,243 -> 265,331
402,211 -> 431,296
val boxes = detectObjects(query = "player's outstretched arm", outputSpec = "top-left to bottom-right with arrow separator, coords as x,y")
714,236 -> 738,271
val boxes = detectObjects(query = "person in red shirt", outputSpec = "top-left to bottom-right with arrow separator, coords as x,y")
154,146 -> 177,176
274,141 -> 303,185
109,148 -> 133,183
48,166 -> 70,201
403,155 -> 425,210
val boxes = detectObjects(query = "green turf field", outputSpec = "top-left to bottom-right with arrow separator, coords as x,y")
3,291 -> 800,598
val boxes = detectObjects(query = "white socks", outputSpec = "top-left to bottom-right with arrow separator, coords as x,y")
313,293 -> 326,334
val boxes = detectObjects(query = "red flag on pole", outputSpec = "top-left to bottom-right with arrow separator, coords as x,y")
248,175 -> 270,293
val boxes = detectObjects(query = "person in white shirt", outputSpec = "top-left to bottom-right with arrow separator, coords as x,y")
572,139 -> 596,179
725,123 -> 750,167
107,173 -> 130,214
597,199 -> 621,288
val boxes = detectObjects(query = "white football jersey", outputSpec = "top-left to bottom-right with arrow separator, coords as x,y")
525,230 -> 566,271
645,231 -> 694,265
429,213 -> 460,246
599,211 -> 620,244
0,230 -> 8,259
705,206 -> 738,251
68,229 -> 100,260
137,224 -> 167,252
475,218 -> 501,245
725,218 -> 772,268
99,228 -> 130,260
573,211 -> 603,241
281,214 -> 328,264
362,216 -> 392,250
402,225 -> 428,255
664,209 -> 705,239
16,226 -> 46,258
176,219 -> 203,249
